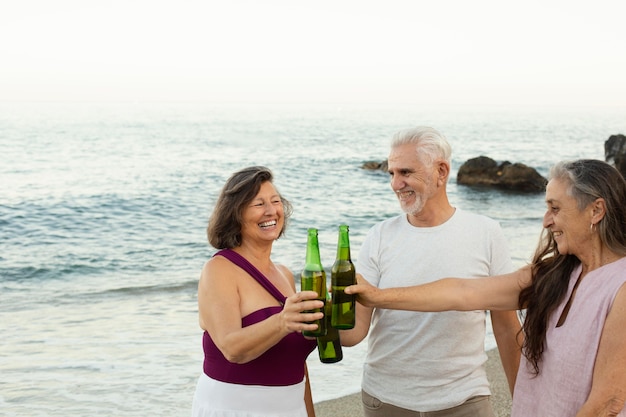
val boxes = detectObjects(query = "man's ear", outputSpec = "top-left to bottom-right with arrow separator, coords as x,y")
437,160 -> 450,186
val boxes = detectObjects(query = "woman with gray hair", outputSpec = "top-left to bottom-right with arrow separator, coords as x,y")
347,159 -> 626,416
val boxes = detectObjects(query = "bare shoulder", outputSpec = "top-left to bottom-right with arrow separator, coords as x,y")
203,253 -> 231,270
199,255 -> 238,287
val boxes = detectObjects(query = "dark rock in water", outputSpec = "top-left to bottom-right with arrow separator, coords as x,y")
362,156 -> 546,192
605,134 -> 626,179
362,160 -> 388,172
457,156 -> 547,193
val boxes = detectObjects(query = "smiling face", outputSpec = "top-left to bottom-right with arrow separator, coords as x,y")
543,178 -> 594,256
240,181 -> 285,243
387,143 -> 438,216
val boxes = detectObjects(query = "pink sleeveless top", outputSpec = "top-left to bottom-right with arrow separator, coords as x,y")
512,256 -> 626,416
202,249 -> 317,386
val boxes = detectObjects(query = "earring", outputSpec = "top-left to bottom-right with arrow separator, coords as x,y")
590,223 -> 596,233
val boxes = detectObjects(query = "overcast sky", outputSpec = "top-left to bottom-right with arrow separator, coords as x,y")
1,0 -> 625,106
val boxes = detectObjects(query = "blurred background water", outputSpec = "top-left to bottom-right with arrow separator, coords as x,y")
1,101 -> 624,416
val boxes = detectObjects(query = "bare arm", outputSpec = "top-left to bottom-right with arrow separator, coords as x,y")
491,309 -> 522,395
345,267 -> 531,312
346,271 -> 527,394
198,258 -> 323,364
576,283 -> 626,416
304,363 -> 316,417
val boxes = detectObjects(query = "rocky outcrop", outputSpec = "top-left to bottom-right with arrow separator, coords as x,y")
363,135 -> 626,190
457,156 -> 547,193
362,156 -> 546,192
361,160 -> 388,172
605,134 -> 626,179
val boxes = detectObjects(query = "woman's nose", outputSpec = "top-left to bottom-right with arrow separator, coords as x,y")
264,203 -> 277,215
542,211 -> 552,228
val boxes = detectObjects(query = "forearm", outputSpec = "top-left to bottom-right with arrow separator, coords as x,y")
349,272 -> 524,312
304,364 -> 316,417
218,314 -> 289,363
373,278 -> 472,311
491,310 -> 523,395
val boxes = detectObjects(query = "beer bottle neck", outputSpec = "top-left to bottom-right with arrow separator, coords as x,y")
305,229 -> 323,270
336,226 -> 351,261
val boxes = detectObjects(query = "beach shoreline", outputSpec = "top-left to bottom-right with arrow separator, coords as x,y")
314,348 -> 512,417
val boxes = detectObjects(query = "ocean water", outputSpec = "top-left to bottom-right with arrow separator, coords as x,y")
1,101 -> 624,416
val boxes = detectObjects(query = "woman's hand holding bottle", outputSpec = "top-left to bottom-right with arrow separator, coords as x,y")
280,291 -> 324,334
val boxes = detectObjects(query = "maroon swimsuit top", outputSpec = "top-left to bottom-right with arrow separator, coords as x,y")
202,249 -> 317,386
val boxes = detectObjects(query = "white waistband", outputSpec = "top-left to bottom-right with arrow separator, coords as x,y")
192,373 -> 308,417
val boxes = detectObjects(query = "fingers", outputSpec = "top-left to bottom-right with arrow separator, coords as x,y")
345,284 -> 369,295
285,291 -> 324,311
283,310 -> 324,334
292,290 -> 323,303
279,292 -> 324,334
297,300 -> 325,312
345,274 -> 372,294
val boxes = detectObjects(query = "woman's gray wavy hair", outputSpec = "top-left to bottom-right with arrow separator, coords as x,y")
549,159 -> 626,255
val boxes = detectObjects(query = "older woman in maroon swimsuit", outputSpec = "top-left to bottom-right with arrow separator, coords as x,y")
192,166 -> 323,417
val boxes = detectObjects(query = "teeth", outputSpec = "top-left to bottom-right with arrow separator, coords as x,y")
396,190 -> 414,199
259,220 -> 277,228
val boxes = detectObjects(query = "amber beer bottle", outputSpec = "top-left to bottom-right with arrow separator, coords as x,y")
300,228 -> 327,337
331,224 -> 356,329
317,289 -> 343,363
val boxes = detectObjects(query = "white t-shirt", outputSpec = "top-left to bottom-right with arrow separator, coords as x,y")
357,208 -> 513,412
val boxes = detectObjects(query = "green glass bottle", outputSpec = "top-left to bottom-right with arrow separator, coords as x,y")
300,228 -> 327,337
317,289 -> 343,363
331,224 -> 356,329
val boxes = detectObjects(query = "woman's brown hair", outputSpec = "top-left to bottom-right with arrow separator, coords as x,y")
206,166 -> 293,249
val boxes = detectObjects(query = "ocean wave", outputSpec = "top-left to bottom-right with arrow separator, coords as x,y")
0,262 -> 119,282
86,279 -> 199,299
0,266 -> 61,281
